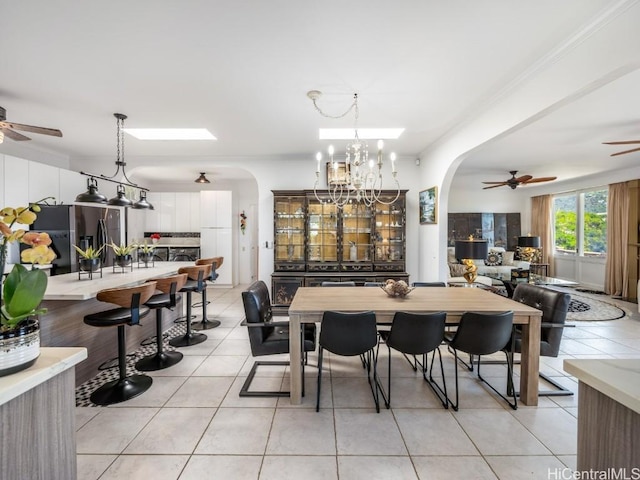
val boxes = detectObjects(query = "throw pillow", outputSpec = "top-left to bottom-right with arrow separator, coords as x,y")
485,252 -> 502,266
502,251 -> 515,266
449,263 -> 467,277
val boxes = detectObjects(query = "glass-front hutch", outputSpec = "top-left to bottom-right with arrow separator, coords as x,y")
271,190 -> 408,309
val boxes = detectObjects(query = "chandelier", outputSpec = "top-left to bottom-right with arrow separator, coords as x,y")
308,91 -> 400,207
76,113 -> 153,209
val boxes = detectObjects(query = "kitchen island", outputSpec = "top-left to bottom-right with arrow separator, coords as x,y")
41,262 -> 194,384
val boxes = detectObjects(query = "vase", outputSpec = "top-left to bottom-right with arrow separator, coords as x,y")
79,258 -> 101,272
115,254 -> 132,268
0,318 -> 40,377
139,252 -> 153,265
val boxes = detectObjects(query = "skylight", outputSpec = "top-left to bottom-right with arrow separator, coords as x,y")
123,128 -> 217,140
319,128 -> 404,140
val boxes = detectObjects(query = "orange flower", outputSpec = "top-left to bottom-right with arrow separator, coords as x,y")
21,231 -> 52,247
21,244 -> 57,265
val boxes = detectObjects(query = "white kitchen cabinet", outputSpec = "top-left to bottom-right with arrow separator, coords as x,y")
189,192 -> 201,231
144,192 -> 161,232
158,192 -> 176,231
200,227 -> 232,284
59,169 -> 87,205
0,155 -> 4,206
175,192 -> 196,232
4,155 -> 29,210
200,191 -> 232,228
28,160 -> 60,202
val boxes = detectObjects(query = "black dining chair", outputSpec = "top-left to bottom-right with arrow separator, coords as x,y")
317,311 -> 380,412
412,282 -> 446,287
364,282 -> 383,287
240,280 -> 316,397
445,310 -> 517,410
320,281 -> 356,287
378,311 -> 448,409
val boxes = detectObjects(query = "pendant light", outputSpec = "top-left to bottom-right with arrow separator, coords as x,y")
108,184 -> 133,207
132,190 -> 154,210
195,172 -> 211,184
75,177 -> 107,203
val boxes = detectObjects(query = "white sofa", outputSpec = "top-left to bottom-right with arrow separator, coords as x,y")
447,246 -> 530,281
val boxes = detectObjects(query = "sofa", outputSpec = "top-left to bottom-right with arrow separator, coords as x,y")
447,246 -> 530,283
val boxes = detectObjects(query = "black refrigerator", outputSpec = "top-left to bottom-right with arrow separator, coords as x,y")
27,204 -> 123,275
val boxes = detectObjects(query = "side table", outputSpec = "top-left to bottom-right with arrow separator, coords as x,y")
530,263 -> 549,276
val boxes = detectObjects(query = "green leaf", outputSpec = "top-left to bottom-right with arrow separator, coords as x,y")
4,268 -> 47,318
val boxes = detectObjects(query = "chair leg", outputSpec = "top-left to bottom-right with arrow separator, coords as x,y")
448,348 -> 460,411
316,347 -> 324,412
477,354 -> 518,410
135,308 -> 183,371
192,285 -> 221,330
239,360 -> 290,397
169,291 -> 207,347
426,347 -> 449,409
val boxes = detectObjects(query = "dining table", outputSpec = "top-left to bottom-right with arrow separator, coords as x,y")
288,286 -> 543,406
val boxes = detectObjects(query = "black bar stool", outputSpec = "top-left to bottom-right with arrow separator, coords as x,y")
191,256 -> 223,330
135,273 -> 188,371
83,282 -> 157,406
168,264 -> 210,347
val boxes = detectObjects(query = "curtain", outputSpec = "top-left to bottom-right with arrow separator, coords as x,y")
604,182 -> 629,297
531,195 -> 554,276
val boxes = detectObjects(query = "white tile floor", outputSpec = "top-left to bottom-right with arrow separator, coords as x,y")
76,285 -> 640,480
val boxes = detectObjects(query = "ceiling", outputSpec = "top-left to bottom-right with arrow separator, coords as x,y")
1,1 -> 639,188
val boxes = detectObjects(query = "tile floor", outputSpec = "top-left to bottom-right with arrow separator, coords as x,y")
75,285 -> 640,480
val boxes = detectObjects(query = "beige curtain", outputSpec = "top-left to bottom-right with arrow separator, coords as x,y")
604,182 -> 629,297
531,195 -> 554,276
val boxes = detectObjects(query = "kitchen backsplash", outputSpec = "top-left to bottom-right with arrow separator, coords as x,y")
142,232 -> 200,246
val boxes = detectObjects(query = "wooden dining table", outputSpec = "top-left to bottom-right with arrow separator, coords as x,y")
288,286 -> 543,406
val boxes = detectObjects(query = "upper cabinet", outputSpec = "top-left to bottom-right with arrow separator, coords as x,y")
144,192 -> 206,233
200,191 -> 232,228
272,190 -> 407,274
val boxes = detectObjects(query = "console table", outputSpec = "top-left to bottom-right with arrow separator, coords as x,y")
0,347 -> 87,480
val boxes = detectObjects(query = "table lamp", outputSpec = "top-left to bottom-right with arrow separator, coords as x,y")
518,235 -> 540,263
454,237 -> 488,286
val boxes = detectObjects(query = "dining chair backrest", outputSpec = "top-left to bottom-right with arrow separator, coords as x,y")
364,282 -> 383,287
386,311 -> 447,355
320,311 -> 377,356
412,282 -> 446,287
449,311 -> 514,355
321,281 -> 356,287
242,280 -> 274,349
512,283 -> 570,357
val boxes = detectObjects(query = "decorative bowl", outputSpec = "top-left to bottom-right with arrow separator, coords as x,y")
381,279 -> 413,298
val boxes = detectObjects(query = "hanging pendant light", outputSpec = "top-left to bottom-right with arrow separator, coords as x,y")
75,177 -> 107,203
132,190 -> 154,210
107,184 -> 133,207
194,172 -> 211,184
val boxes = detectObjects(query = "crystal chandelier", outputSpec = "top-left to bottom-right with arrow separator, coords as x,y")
308,91 -> 400,206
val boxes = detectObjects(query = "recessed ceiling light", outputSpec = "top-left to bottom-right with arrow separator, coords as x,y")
123,128 -> 217,140
319,128 -> 404,140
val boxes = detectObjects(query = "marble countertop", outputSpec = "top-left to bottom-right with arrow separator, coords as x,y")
0,347 -> 87,406
564,358 -> 640,414
42,261 -> 194,301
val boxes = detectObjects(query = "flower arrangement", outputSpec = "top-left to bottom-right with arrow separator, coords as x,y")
0,198 -> 57,331
240,211 -> 247,235
150,233 -> 161,244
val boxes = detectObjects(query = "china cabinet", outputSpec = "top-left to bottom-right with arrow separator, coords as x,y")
271,190 -> 409,309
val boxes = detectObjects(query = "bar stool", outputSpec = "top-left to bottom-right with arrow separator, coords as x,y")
191,256 -> 223,330
83,282 -> 157,406
168,264 -> 211,347
135,273 -> 188,371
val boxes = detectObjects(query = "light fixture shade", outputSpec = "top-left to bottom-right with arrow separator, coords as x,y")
454,240 -> 488,260
132,190 -> 154,210
75,178 -> 107,203
195,172 -> 210,184
107,184 -> 133,207
518,236 -> 541,248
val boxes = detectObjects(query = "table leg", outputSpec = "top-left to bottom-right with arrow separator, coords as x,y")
518,314 -> 541,406
289,313 -> 303,405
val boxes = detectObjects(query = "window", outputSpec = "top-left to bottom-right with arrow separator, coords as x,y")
553,188 -> 607,257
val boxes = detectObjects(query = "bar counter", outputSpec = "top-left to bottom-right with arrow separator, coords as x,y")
40,262 -> 193,385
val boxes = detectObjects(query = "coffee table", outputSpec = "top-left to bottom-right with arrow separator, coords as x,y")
487,273 -> 578,297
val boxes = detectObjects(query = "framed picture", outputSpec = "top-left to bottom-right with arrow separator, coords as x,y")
326,162 -> 350,186
419,186 -> 438,224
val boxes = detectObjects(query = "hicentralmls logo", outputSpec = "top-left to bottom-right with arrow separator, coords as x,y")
548,468 -> 640,480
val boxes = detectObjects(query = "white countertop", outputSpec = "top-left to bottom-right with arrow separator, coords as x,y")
564,358 -> 640,414
0,347 -> 87,406
42,261 -> 194,300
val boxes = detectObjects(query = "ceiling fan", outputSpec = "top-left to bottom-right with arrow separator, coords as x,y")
602,139 -> 640,157
0,106 -> 63,143
482,170 -> 557,190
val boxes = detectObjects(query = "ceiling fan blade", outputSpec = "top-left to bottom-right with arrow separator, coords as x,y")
481,181 -> 509,184
514,175 -> 533,183
603,140 -> 640,145
483,183 -> 508,189
611,146 -> 640,157
0,121 -> 62,137
522,176 -> 557,184
1,127 -> 31,141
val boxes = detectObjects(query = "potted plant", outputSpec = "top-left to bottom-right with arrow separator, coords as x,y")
0,198 -> 57,377
73,245 -> 103,272
137,242 -> 155,266
109,242 -> 135,267
150,233 -> 160,245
